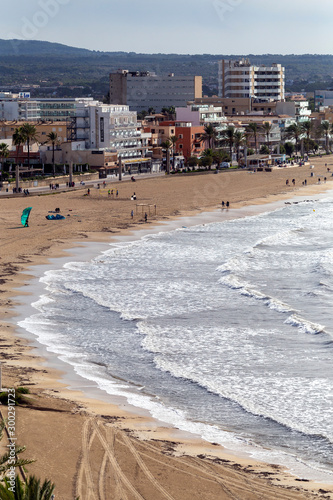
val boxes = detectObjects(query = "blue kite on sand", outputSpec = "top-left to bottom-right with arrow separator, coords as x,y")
21,207 -> 32,227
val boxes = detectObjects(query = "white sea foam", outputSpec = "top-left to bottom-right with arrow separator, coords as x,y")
284,315 -> 325,335
16,192 -> 333,483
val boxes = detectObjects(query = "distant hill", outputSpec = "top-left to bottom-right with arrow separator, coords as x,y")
0,40 -> 332,98
0,39 -> 102,57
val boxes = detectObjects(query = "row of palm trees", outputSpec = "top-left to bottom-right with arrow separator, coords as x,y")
199,119 -> 333,164
0,124 -> 59,177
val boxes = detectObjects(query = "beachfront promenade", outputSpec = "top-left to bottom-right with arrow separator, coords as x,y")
0,170 -> 165,197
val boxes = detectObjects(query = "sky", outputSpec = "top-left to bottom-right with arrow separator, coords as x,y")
1,0 -> 333,55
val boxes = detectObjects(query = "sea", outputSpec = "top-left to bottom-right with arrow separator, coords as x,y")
18,193 -> 333,482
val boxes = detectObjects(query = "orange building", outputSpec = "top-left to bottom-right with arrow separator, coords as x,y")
144,121 -> 206,160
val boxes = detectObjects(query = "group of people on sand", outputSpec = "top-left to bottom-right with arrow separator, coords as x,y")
221,201 -> 230,208
108,189 -> 119,197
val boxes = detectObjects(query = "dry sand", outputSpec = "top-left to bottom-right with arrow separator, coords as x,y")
1,158 -> 333,499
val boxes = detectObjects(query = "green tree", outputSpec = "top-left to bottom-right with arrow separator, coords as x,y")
284,142 -> 294,157
200,150 -> 213,169
301,120 -> 313,155
161,139 -> 172,174
221,125 -> 235,162
319,120 -> 331,154
169,135 -> 178,169
0,143 -> 9,175
187,156 -> 198,167
285,123 -> 303,155
12,128 -> 25,167
148,107 -> 155,115
247,122 -> 259,154
261,122 -> 273,152
0,475 -> 55,500
137,110 -> 147,120
233,130 -> 246,164
46,132 -> 58,177
200,124 -> 218,149
259,145 -> 270,154
21,123 -> 39,169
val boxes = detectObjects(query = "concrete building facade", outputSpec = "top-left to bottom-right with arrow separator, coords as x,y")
69,101 -> 151,160
109,70 -> 202,112
218,59 -> 285,101
176,104 -> 227,126
0,94 -> 95,122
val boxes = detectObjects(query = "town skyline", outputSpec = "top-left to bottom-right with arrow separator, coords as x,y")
1,0 -> 333,56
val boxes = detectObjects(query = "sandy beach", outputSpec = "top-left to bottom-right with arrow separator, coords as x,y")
1,158 -> 333,500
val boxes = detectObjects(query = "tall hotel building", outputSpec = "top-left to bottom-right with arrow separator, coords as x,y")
218,59 -> 285,101
109,70 -> 202,112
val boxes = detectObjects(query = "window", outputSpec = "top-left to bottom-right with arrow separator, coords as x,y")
179,144 -> 183,149
179,134 -> 183,139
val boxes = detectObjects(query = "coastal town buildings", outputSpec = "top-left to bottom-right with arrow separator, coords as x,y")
0,93 -> 95,122
314,90 -> 333,109
109,70 -> 202,112
218,59 -> 285,101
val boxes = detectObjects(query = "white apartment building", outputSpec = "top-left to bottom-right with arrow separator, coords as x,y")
175,104 -> 227,126
218,59 -> 285,101
0,94 -> 94,121
71,101 -> 151,159
110,70 -> 202,112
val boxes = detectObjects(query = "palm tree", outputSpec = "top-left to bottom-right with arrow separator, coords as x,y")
169,135 -> 178,169
200,124 -> 218,149
46,132 -> 58,177
285,123 -> 303,156
0,475 -> 55,499
261,122 -> 273,152
0,142 -> 9,175
12,128 -> 25,166
161,139 -> 172,174
247,122 -> 259,154
301,120 -> 313,156
0,420 -> 34,478
233,130 -> 246,164
320,120 -> 331,154
221,125 -> 235,162
20,123 -> 38,169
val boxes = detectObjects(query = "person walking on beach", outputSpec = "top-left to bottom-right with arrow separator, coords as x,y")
226,201 -> 230,208
116,189 -> 119,197
131,209 -> 134,219
144,212 -> 148,223
222,201 -> 225,208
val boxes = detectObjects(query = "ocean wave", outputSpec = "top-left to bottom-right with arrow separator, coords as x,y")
284,315 -> 325,335
218,274 -> 295,314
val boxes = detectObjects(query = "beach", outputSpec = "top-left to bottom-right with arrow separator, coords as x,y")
1,158 -> 333,500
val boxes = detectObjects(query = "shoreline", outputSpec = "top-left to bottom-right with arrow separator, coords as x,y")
2,162 -> 333,499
